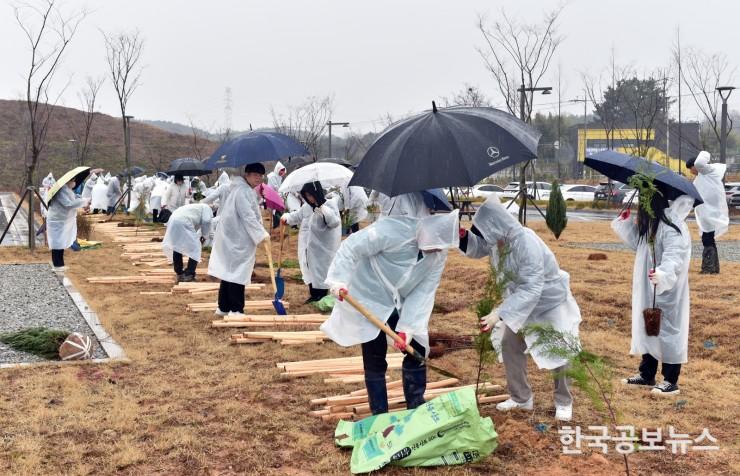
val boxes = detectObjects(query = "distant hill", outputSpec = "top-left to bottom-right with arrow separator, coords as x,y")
0,99 -> 218,190
140,119 -> 214,139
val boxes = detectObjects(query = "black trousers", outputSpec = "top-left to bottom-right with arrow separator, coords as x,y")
218,280 -> 245,313
639,353 -> 681,385
350,223 -> 360,233
173,251 -> 197,276
51,249 -> 65,267
152,209 -> 159,223
701,231 -> 716,247
362,310 -> 426,373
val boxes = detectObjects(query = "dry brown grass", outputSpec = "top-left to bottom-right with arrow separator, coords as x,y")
0,218 -> 738,475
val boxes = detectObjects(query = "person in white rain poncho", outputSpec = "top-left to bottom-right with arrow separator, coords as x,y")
202,171 -> 231,213
150,175 -> 169,222
337,185 -> 369,233
162,203 -> 213,282
90,176 -> 109,213
266,162 -> 287,229
47,179 -> 89,273
82,173 -> 97,201
162,175 -> 190,213
281,181 -> 341,303
459,194 -> 581,421
322,193 -> 458,415
106,175 -> 122,214
208,163 -> 269,315
686,151 -> 729,274
40,173 -> 55,218
613,193 -> 693,396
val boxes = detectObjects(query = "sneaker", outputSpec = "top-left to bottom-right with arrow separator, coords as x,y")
176,273 -> 184,283
179,274 -> 195,283
52,266 -> 66,275
651,381 -> 680,396
555,404 -> 572,421
496,396 -> 534,412
621,375 -> 656,386
214,309 -> 228,317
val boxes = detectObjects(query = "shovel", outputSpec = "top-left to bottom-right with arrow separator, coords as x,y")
339,290 -> 461,380
274,222 -> 287,300
263,241 -> 287,315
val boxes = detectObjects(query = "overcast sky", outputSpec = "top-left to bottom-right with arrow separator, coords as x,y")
0,0 -> 738,135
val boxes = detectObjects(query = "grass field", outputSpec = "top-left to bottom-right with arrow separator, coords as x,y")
0,218 -> 737,475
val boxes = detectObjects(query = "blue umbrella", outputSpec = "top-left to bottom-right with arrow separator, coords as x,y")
349,103 -> 541,196
421,189 -> 453,211
584,150 -> 703,204
204,131 -> 309,169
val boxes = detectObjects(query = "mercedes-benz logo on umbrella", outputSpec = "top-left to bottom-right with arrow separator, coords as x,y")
486,146 -> 499,159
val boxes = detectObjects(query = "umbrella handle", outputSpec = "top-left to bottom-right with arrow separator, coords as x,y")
263,241 -> 278,295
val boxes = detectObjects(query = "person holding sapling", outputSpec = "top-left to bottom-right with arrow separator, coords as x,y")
686,151 -> 729,274
612,182 -> 693,396
161,203 -> 213,283
322,193 -> 459,415
280,181 -> 342,303
459,194 -> 581,421
208,164 -> 270,315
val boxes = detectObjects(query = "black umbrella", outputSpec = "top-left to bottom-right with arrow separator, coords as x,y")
120,166 -> 145,177
318,157 -> 355,169
284,155 -> 315,174
204,131 -> 309,170
584,150 -> 702,204
166,157 -> 212,176
349,103 -> 541,196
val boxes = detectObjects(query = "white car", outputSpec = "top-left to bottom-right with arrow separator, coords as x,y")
560,184 -> 597,202
501,181 -> 552,200
471,184 -> 504,199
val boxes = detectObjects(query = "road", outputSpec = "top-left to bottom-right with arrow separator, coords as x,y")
0,192 -> 44,247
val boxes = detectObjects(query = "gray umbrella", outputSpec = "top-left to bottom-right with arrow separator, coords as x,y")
166,157 -> 212,176
349,103 -> 541,196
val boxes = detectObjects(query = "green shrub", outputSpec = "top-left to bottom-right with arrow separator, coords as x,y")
545,181 -> 568,239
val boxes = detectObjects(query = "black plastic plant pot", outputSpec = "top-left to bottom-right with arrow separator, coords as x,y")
643,308 -> 662,337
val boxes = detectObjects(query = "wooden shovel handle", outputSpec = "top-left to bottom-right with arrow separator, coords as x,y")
264,241 -> 278,295
340,290 -> 425,364
277,222 -> 286,268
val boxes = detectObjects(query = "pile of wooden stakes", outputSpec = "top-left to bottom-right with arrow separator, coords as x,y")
173,281 -> 265,295
230,330 -> 328,345
214,313 -> 327,328
278,354 -> 404,381
309,378 -> 510,421
188,300 -> 287,312
87,275 -> 175,285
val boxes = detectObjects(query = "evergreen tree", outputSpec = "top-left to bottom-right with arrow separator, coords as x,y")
545,180 -> 568,239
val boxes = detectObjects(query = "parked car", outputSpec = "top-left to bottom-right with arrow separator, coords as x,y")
501,181 -> 552,200
559,184 -> 597,202
726,183 -> 740,208
471,184 -> 504,199
595,181 -> 628,203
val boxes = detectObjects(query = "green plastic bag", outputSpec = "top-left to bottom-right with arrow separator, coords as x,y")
312,295 -> 336,312
336,388 -> 498,473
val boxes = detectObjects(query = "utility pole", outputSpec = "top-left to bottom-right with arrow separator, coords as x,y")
326,120 -> 349,159
570,95 -> 589,180
716,87 -> 735,164
124,115 -> 134,208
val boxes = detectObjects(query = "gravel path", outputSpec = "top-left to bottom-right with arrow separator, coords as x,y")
0,264 -> 107,363
565,240 -> 740,262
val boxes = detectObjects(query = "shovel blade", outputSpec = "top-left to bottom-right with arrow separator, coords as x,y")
275,269 -> 285,300
273,299 -> 287,316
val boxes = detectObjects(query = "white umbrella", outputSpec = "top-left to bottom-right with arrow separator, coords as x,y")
278,162 -> 353,194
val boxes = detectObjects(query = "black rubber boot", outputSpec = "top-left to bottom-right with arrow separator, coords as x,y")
402,366 -> 427,410
364,373 -> 389,415
700,246 -> 720,274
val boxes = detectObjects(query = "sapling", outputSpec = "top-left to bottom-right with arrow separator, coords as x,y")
522,324 -> 631,476
473,241 -> 513,405
545,180 -> 568,239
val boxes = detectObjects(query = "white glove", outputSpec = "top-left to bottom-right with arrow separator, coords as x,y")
648,269 -> 665,286
480,309 -> 500,332
329,283 -> 348,301
393,331 -> 414,351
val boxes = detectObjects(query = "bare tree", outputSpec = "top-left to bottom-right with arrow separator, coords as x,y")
103,29 -> 144,207
681,48 -> 736,151
187,117 -> 208,160
13,0 -> 85,248
77,76 -> 103,165
442,84 -> 492,107
271,95 -> 334,157
477,7 -> 563,120
583,49 -> 630,151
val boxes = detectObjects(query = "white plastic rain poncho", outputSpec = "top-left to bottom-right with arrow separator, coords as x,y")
82,173 -> 97,200
207,176 -> 269,284
267,161 -> 286,191
46,186 -> 85,250
40,173 -> 56,217
91,179 -> 109,211
338,186 -> 369,226
163,181 -> 190,211
107,176 -> 122,208
692,151 -> 729,237
283,193 -> 311,283
282,193 -> 342,290
320,193 -> 453,352
464,195 -> 581,370
611,195 -> 693,364
150,177 -> 168,211
162,203 -> 213,263
127,176 -> 146,212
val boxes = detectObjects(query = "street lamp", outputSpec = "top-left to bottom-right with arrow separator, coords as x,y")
67,139 -> 79,165
327,121 -> 349,158
716,86 -> 735,164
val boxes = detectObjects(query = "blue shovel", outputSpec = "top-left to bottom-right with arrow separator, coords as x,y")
264,240 -> 287,315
